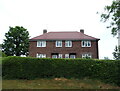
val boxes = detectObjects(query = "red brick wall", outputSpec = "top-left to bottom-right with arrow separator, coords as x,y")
29,40 -> 99,59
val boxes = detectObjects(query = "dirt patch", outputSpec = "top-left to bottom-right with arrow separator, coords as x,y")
54,77 -> 68,81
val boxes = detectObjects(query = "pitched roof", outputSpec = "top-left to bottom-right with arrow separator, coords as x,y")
30,31 -> 99,41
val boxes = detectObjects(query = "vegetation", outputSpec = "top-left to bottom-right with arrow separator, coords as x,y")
113,46 -> 120,60
0,51 -> 7,57
2,78 -> 120,89
2,56 -> 120,86
2,26 -> 29,56
101,1 -> 120,36
100,0 -> 120,61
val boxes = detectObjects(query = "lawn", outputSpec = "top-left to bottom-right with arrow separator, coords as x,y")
2,78 -> 120,89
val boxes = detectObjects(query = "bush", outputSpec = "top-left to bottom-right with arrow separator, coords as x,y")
2,56 -> 120,86
0,51 -> 7,57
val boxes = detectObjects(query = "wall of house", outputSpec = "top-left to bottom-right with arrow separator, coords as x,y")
29,40 -> 99,59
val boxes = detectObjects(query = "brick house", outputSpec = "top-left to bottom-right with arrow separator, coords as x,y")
29,29 -> 100,59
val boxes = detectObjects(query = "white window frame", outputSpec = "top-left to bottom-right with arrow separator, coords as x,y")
70,55 -> 76,59
65,41 -> 72,47
52,55 -> 58,58
37,41 -> 46,47
82,53 -> 92,58
81,41 -> 91,47
58,54 -> 62,58
36,54 -> 46,58
65,54 -> 69,58
56,41 -> 62,47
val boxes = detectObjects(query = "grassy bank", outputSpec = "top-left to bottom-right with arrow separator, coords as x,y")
2,78 -> 120,89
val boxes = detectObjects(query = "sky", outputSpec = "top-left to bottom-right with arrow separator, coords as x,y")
0,0 -> 117,59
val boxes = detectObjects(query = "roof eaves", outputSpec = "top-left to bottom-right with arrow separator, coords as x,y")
29,38 -> 100,41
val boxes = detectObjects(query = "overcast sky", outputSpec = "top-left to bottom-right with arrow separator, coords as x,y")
0,0 -> 117,59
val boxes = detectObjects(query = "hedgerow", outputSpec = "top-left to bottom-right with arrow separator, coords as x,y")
2,56 -> 120,86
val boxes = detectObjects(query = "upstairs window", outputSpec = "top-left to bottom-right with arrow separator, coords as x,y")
65,41 -> 72,47
37,41 -> 46,47
82,41 -> 91,47
36,54 -> 46,58
56,41 -> 62,47
82,53 -> 92,58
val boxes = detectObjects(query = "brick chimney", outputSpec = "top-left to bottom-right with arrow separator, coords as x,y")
80,29 -> 84,33
43,29 -> 47,34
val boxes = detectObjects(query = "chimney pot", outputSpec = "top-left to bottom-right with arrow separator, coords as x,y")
80,29 -> 84,33
43,29 -> 47,34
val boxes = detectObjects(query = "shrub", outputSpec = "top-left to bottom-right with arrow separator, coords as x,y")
0,51 -> 7,57
2,56 -> 120,86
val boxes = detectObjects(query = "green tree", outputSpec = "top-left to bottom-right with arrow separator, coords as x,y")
101,0 -> 120,36
100,1 -> 120,59
0,50 -> 6,57
113,46 -> 120,60
2,26 -> 30,56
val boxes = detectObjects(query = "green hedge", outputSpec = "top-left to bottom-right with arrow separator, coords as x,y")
0,51 -> 7,57
2,56 -> 120,86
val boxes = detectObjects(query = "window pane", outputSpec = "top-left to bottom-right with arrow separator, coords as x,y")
85,41 -> 88,46
82,41 -> 91,47
82,53 -> 92,58
36,54 -> 39,58
65,54 -> 69,58
65,41 -> 68,47
36,54 -> 46,58
70,55 -> 75,59
52,55 -> 58,58
65,41 -> 72,47
42,41 -> 46,47
82,41 -> 85,47
82,54 -> 85,58
88,41 -> 91,47
56,41 -> 62,47
37,41 -> 46,47
40,41 -> 42,47
69,41 -> 72,47
42,54 -> 46,58
37,41 -> 40,47
58,54 -> 62,58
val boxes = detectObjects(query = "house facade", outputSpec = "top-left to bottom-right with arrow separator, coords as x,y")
29,29 -> 100,59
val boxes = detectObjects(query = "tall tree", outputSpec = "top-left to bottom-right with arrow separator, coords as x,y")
100,0 -> 120,59
101,0 -> 120,36
2,26 -> 30,56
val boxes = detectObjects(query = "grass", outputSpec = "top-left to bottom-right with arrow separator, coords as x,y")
2,78 -> 120,89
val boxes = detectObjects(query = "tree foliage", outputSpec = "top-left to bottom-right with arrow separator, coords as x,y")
113,46 -> 120,60
101,1 -> 120,36
2,26 -> 30,56
0,50 -> 7,57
